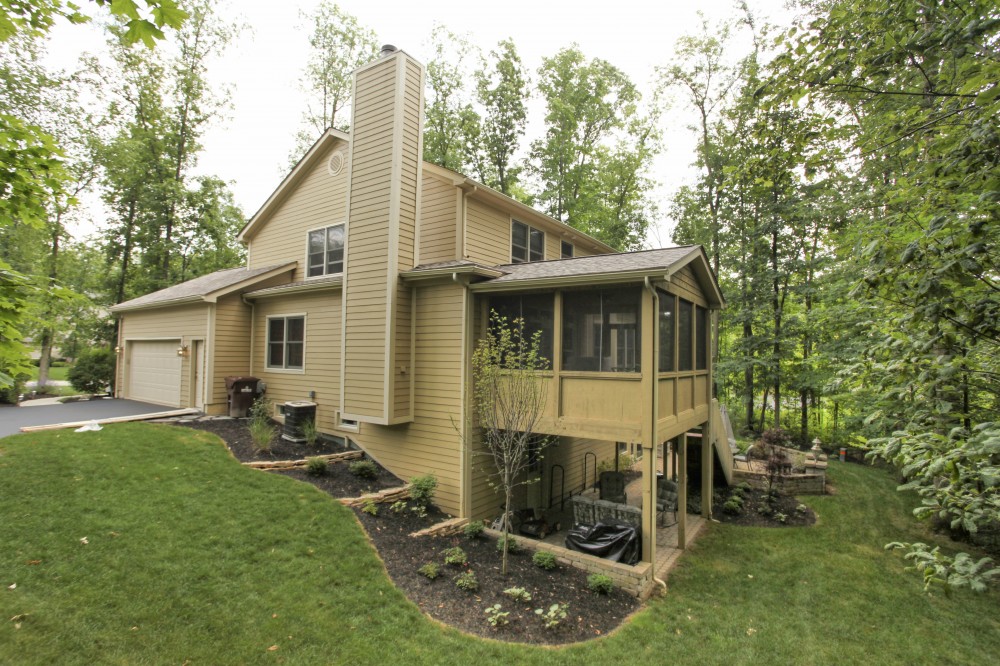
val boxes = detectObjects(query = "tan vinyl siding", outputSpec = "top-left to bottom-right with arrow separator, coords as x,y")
465,198 -> 510,265
209,294 -> 254,412
671,265 -> 709,307
248,140 -> 349,277
119,304 -> 208,408
353,283 -> 464,514
419,172 -> 460,264
251,290 -> 342,433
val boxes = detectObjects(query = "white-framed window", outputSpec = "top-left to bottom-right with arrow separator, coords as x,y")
511,220 -> 544,263
307,224 -> 345,277
337,412 -> 359,432
266,315 -> 305,370
561,240 -> 574,258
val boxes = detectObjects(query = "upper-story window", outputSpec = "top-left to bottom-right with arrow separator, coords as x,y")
563,288 -> 641,373
267,315 -> 305,370
307,224 -> 345,277
561,241 -> 574,258
511,220 -> 544,263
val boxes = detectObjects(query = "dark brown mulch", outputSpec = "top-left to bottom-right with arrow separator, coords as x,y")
172,417 -> 642,645
712,486 -> 817,527
354,503 -> 641,645
177,417 -> 345,462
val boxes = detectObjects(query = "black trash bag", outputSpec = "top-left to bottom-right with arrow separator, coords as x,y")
564,519 -> 640,565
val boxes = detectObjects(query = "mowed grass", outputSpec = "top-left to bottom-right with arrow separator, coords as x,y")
1,424 -> 998,665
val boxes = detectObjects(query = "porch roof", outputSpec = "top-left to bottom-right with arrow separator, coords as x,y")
109,263 -> 296,313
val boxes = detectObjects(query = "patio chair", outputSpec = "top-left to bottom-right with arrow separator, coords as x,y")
598,471 -> 627,504
656,477 -> 678,527
733,444 -> 754,470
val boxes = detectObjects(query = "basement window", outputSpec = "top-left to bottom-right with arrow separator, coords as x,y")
511,220 -> 544,263
307,223 -> 345,277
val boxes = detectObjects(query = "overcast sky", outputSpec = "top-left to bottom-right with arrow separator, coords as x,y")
46,0 -> 796,247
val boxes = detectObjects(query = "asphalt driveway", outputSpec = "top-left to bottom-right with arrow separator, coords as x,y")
0,398 -> 178,438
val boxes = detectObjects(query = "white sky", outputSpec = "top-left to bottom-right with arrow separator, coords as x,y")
45,0 -> 795,247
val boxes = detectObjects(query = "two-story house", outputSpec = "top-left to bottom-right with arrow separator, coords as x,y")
111,46 -> 728,595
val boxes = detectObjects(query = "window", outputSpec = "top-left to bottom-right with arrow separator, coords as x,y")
561,241 -> 574,258
307,224 -> 344,277
678,299 -> 693,372
696,305 -> 708,370
488,293 -> 554,368
658,291 -> 675,372
267,316 -> 304,370
562,288 -> 641,372
511,220 -> 544,263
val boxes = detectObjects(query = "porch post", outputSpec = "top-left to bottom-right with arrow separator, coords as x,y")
677,432 -> 687,548
640,285 -> 657,565
701,419 -> 713,519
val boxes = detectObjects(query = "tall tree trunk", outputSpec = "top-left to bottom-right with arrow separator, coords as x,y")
116,199 -> 137,305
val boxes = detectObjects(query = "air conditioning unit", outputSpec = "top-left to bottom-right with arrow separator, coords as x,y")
282,401 -> 317,442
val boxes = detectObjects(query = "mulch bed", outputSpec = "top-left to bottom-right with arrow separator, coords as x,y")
170,416 -> 642,645
712,486 -> 817,528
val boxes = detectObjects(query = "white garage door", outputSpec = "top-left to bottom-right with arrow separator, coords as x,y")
128,340 -> 182,407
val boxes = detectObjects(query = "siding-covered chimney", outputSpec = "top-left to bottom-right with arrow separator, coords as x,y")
341,48 -> 423,425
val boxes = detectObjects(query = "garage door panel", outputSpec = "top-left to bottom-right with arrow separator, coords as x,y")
128,341 -> 182,407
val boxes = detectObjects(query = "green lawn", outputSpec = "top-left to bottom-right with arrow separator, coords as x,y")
1,424 -> 997,665
27,365 -> 70,382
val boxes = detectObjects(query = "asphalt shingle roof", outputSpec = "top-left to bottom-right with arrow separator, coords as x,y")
111,263 -> 294,311
488,246 -> 700,283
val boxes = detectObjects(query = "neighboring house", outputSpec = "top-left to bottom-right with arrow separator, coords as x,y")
111,46 -> 727,589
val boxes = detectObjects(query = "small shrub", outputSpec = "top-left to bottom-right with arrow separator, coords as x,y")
463,520 -> 485,540
301,418 -> 319,446
67,348 -> 115,394
410,474 -> 437,507
587,574 -> 614,595
417,562 -> 439,580
349,459 -> 378,480
504,586 -> 532,602
248,398 -> 275,453
532,550 -> 558,571
484,604 -> 509,627
737,481 -> 753,493
361,499 -> 378,516
390,500 -> 407,513
795,503 -> 808,514
496,535 -> 521,555
757,504 -> 773,517
730,486 -> 746,499
306,456 -> 328,476
443,547 -> 468,566
535,603 -> 568,629
723,497 -> 744,515
455,570 -> 479,592
411,504 -> 428,519
775,512 -> 788,524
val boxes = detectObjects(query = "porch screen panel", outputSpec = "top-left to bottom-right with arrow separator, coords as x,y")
563,288 -> 641,372
562,290 -> 602,371
658,290 -> 675,372
602,288 -> 640,372
678,298 -> 693,372
488,293 -> 553,368
696,305 -> 708,370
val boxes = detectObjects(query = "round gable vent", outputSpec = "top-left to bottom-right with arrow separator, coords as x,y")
327,150 -> 346,176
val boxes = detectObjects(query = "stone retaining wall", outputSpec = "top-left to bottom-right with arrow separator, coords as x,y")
732,469 -> 827,495
484,527 -> 655,599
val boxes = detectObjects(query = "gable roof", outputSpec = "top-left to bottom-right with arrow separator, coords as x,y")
110,263 -> 296,313
238,128 -> 350,243
463,246 -> 725,306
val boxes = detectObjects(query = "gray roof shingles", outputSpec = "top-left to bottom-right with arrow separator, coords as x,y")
487,246 -> 699,283
111,263 -> 294,311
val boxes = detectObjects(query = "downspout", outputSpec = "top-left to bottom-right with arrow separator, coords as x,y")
644,276 -> 667,594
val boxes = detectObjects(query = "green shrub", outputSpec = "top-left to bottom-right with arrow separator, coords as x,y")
532,550 -> 557,571
349,459 -> 378,480
723,497 -> 744,515
361,499 -> 378,516
0,372 -> 28,405
587,574 -> 614,595
503,586 -> 532,602
463,520 -> 485,540
409,474 -> 437,508
67,348 -> 115,394
442,547 -> 468,566
737,481 -> 753,493
247,398 -> 276,453
301,418 -> 319,446
535,603 -> 568,629
306,457 -> 328,476
484,604 -> 509,627
795,503 -> 809,514
417,562 -> 439,580
496,535 -> 521,554
455,570 -> 478,592
390,500 -> 407,513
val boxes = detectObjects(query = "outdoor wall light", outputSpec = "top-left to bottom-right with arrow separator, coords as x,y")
114,345 -> 123,354
176,345 -> 189,357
